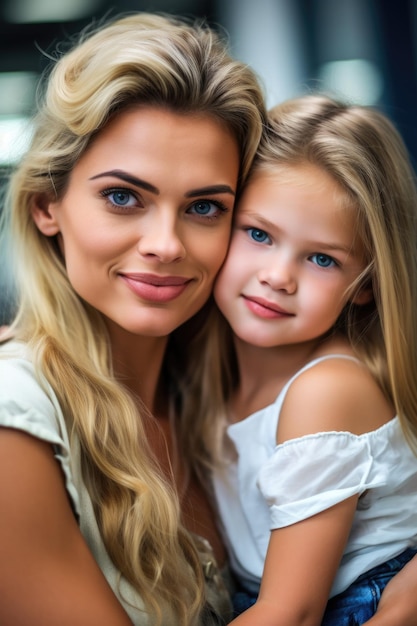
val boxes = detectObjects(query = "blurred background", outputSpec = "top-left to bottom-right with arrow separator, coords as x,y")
1,0 -> 416,164
0,0 -> 417,321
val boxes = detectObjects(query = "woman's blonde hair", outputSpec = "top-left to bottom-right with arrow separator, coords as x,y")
194,94 -> 417,468
2,12 -> 266,625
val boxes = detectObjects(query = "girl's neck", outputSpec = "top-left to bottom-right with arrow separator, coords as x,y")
231,334 -> 348,422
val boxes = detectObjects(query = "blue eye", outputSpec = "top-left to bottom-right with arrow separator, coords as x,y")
101,188 -> 137,208
248,228 -> 270,243
111,191 -> 131,205
193,201 -> 213,215
188,200 -> 227,219
310,253 -> 336,268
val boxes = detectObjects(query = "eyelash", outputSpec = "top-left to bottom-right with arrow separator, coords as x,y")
100,187 -> 229,220
100,188 -> 140,211
188,199 -> 229,221
309,253 -> 339,269
243,227 -> 271,244
241,226 -> 340,268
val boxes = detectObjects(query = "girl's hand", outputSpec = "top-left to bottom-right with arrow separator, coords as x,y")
362,554 -> 417,625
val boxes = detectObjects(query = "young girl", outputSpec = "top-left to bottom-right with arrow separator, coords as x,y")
208,95 -> 417,625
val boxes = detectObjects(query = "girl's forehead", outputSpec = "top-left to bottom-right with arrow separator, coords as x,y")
246,161 -> 351,207
239,161 -> 363,245
252,161 -> 329,184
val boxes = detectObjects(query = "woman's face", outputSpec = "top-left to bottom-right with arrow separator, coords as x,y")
33,107 -> 240,336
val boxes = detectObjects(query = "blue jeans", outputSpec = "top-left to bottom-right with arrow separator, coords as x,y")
232,548 -> 417,625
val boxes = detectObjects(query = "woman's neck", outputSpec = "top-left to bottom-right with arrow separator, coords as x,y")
106,321 -> 168,414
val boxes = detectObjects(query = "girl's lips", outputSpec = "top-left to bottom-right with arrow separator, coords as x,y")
242,295 -> 293,319
120,273 -> 192,303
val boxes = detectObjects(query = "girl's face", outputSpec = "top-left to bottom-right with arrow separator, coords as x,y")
32,107 -> 240,337
214,162 -> 370,348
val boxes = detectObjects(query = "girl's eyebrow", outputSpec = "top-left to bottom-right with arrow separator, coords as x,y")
89,169 -> 236,198
311,241 -> 355,255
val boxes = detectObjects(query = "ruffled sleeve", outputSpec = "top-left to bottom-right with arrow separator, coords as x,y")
0,354 -> 81,519
257,432 -> 388,529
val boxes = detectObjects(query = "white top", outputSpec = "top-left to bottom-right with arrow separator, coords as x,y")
212,355 -> 417,597
0,341 -> 152,624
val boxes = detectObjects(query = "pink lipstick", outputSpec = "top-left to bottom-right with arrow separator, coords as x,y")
120,273 -> 192,303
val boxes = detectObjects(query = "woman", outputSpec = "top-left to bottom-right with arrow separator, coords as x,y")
0,12 -> 265,625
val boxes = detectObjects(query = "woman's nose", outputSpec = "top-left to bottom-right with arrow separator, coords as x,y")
137,211 -> 186,263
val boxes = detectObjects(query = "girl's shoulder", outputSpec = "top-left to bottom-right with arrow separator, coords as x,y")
277,351 -> 395,444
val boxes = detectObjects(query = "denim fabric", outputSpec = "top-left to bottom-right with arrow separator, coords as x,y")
232,547 -> 417,624
322,548 -> 417,626
232,589 -> 257,617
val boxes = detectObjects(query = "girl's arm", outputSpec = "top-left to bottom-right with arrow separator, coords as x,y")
362,555 -> 417,625
230,495 -> 358,625
0,428 -> 134,625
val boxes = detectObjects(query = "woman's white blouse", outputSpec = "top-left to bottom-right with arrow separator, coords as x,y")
212,355 -> 417,597
0,342 -> 151,624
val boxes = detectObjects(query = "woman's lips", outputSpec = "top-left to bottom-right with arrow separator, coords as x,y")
120,273 -> 192,303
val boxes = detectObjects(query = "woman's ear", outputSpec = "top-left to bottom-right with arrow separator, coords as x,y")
30,194 -> 60,236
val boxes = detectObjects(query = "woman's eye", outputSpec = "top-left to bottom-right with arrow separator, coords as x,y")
188,200 -> 226,219
247,228 -> 270,244
310,253 -> 336,268
111,190 -> 132,206
101,188 -> 138,208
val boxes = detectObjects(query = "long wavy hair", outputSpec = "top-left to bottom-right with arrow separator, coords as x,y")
1,13 -> 266,625
193,94 -> 417,468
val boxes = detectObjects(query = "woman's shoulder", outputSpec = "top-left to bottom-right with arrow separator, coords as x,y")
0,340 -> 82,518
0,340 -> 50,403
0,340 -> 68,445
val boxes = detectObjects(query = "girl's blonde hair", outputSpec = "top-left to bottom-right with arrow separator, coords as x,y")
194,94 -> 417,468
2,12 -> 266,625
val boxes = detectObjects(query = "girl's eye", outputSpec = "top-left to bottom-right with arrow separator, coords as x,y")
310,253 -> 336,268
101,188 -> 138,209
187,200 -> 227,219
247,228 -> 270,244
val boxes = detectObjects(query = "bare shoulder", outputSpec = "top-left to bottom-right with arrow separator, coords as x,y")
0,428 -> 132,625
277,356 -> 395,444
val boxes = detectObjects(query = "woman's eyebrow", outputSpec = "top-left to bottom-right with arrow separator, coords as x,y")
89,169 -> 159,194
185,185 -> 236,198
89,171 -> 235,198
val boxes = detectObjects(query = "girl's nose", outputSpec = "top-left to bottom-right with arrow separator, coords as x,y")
137,212 -> 186,263
258,254 -> 297,294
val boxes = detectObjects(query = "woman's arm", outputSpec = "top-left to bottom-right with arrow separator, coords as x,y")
362,555 -> 417,626
0,428 -> 133,625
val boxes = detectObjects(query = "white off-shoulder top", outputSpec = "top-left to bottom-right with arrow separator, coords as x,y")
212,355 -> 417,597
